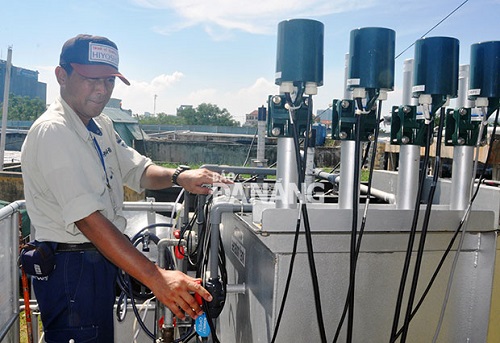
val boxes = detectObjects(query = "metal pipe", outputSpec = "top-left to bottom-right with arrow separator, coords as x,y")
156,238 -> 187,340
209,203 -> 252,276
123,201 -> 181,213
449,65 -> 474,211
360,184 -> 396,204
200,164 -> 276,176
0,47 -> 13,171
402,59 -> 417,106
344,53 -> 353,100
197,194 -> 207,237
450,146 -> 474,210
313,169 -> 340,184
275,138 -> 298,209
0,314 -> 18,342
339,141 -> 360,209
396,145 -> 420,209
0,200 -> 25,219
457,65 -> 473,109
226,283 -> 246,294
315,169 -> 395,203
257,106 -> 267,164
396,59 -> 420,210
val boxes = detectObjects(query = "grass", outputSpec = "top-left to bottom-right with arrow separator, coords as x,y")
19,310 -> 43,343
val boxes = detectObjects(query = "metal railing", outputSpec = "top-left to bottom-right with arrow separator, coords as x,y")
0,201 -> 23,343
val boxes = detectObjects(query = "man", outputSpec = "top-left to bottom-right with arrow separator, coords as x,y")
21,34 -> 227,342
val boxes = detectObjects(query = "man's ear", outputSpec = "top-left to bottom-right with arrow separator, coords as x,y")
55,66 -> 66,86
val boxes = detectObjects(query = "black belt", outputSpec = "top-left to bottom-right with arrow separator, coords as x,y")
56,242 -> 96,252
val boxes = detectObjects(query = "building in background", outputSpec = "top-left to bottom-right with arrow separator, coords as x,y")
243,109 -> 258,127
103,98 -> 148,154
315,107 -> 332,128
0,60 -> 46,103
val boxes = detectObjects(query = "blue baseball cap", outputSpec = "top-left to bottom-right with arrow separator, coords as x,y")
60,34 -> 130,85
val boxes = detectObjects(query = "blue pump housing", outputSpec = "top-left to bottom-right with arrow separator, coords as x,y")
469,41 -> 500,99
412,36 -> 459,98
348,27 -> 395,90
275,19 -> 324,86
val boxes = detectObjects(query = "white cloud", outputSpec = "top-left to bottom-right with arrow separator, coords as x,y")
134,0 -> 376,37
36,65 -> 58,106
113,71 -> 184,114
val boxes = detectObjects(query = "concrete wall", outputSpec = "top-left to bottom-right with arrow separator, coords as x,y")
0,171 -> 144,203
144,140 -> 278,166
143,140 -> 341,168
0,172 -> 23,202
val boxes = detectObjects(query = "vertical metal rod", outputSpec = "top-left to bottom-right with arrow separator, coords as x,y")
339,141 -> 360,209
450,146 -> 474,210
457,65 -> 472,109
397,59 -> 419,209
257,106 -> 267,164
338,52 -> 358,210
276,137 -> 298,209
402,59 -> 417,106
343,53 -> 352,100
450,64 -> 474,211
0,47 -> 13,170
396,146 -> 420,210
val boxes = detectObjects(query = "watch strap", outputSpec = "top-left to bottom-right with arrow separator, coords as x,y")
171,165 -> 190,186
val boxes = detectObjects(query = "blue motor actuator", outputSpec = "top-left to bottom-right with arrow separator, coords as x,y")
469,40 -> 500,99
348,27 -> 395,91
275,18 -> 324,87
412,36 -> 460,98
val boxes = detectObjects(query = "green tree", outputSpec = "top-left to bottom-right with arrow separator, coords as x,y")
0,94 -> 46,121
177,103 -> 240,126
138,112 -> 186,125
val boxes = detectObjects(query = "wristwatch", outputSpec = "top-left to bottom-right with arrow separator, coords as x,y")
171,165 -> 190,186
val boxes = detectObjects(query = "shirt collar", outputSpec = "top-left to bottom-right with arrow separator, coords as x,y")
86,118 -> 103,135
57,96 -> 103,139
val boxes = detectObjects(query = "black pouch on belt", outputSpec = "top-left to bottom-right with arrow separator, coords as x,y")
20,241 -> 56,277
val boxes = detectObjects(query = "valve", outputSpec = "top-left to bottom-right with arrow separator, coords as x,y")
173,230 -> 185,260
194,280 -> 211,338
205,277 -> 226,319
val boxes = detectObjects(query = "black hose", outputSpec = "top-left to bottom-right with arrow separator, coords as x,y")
271,92 -> 327,343
333,100 -> 383,342
399,107 -> 447,342
389,118 -> 433,342
392,107 -> 500,341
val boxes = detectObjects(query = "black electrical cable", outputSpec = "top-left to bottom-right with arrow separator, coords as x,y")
177,210 -> 200,265
399,106 -> 447,342
116,230 -> 169,341
270,213 -> 302,343
342,98 -> 371,343
395,0 -> 470,59
293,95 -> 327,343
391,107 -> 500,342
195,198 -> 224,343
271,91 -> 327,343
332,101 -> 383,343
241,127 -> 259,167
122,273 -> 156,341
116,226 -> 176,340
389,115 -> 434,342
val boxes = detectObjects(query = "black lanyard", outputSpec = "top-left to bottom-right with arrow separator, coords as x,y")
87,120 -> 111,188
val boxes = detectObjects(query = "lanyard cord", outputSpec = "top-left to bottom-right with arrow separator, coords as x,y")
91,134 -> 111,188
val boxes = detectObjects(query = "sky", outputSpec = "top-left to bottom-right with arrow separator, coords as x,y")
1,0 -> 499,124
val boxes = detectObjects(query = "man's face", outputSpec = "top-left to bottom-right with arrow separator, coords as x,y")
56,66 -> 115,125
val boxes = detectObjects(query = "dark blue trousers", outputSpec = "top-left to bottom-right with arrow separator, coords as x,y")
33,250 -> 118,343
